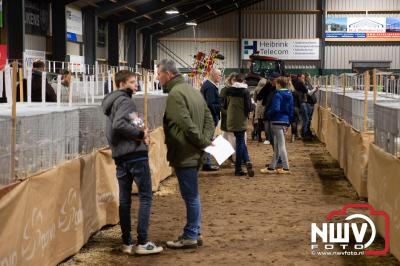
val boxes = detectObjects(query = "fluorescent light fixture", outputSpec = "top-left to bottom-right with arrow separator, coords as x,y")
165,10 -> 179,14
186,22 -> 197,26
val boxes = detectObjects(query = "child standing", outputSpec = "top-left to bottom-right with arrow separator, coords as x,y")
261,77 -> 294,174
102,70 -> 163,255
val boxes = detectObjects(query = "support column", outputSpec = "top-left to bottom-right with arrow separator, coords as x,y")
151,35 -> 158,64
52,0 -> 67,62
5,0 -> 25,60
126,22 -> 137,69
83,6 -> 96,66
142,30 -> 151,69
237,8 -> 242,72
107,18 -> 119,66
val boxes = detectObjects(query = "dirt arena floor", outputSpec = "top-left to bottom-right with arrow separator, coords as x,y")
61,133 -> 400,266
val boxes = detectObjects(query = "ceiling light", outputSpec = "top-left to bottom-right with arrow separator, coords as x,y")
165,10 -> 179,14
186,22 -> 197,26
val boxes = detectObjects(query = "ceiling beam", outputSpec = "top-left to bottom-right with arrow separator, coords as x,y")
96,0 -> 139,16
148,0 -> 241,36
137,0 -> 222,30
155,0 -> 264,38
117,0 -> 189,23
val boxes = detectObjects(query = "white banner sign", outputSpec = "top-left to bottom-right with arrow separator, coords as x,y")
66,7 -> 82,35
23,49 -> 46,67
242,39 -> 320,60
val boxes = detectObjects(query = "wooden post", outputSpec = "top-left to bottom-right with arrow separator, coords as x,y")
330,74 -> 334,109
342,74 -> 346,119
112,68 -> 116,91
363,71 -> 370,132
372,69 -> 377,104
144,69 -> 148,128
11,61 -> 18,181
18,68 -> 24,102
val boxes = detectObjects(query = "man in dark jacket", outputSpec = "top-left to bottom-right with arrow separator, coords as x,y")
292,74 -> 311,138
200,68 -> 222,171
257,72 -> 280,145
15,61 -> 57,102
101,70 -> 163,255
157,59 -> 215,249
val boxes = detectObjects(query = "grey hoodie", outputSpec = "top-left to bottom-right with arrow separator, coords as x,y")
101,88 -> 148,162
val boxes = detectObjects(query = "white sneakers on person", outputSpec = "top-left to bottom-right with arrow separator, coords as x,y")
121,244 -> 134,255
135,242 -> 164,255
263,140 -> 270,145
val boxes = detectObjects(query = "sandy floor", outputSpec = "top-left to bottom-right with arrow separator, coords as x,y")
60,134 -> 400,266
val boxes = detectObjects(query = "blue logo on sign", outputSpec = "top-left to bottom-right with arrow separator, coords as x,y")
243,40 -> 258,55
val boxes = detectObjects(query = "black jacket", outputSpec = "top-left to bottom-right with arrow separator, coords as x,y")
102,88 -> 147,162
200,80 -> 220,124
292,78 -> 308,104
256,82 -> 277,120
4,71 -> 57,102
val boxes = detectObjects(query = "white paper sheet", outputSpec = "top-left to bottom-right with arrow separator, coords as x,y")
57,75 -> 62,106
41,72 -> 46,104
0,70 -> 3,98
204,135 -> 235,165
27,67 -> 32,103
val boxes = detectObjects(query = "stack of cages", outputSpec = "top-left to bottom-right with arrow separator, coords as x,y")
374,102 -> 400,157
77,104 -> 107,154
0,118 -> 11,186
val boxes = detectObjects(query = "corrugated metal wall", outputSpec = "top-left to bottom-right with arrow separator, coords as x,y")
158,12 -> 239,69
167,12 -> 239,38
325,43 -> 400,69
158,0 -> 321,70
158,40 -> 238,68
324,0 -> 400,70
158,0 -> 400,71
326,0 -> 400,10
241,14 -> 318,39
247,0 -> 317,10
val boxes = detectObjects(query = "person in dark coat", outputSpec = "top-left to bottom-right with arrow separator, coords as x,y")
14,61 -> 55,103
292,74 -> 311,138
200,68 -> 222,171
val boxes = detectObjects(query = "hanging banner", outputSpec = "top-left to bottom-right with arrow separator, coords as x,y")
25,0 -> 49,36
242,39 -> 320,60
0,0 -> 3,28
325,17 -> 400,40
66,7 -> 82,42
0,45 -> 7,70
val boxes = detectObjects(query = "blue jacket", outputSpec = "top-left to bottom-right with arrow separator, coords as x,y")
200,80 -> 220,125
266,89 -> 294,125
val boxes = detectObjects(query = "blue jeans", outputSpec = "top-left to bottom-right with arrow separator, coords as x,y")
300,102 -> 311,137
116,159 -> 152,245
234,131 -> 250,172
175,167 -> 201,240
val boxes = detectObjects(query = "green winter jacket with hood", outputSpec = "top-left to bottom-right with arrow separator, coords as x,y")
163,75 -> 215,168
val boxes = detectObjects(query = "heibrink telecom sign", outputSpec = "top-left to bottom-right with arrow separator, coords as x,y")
242,39 -> 320,60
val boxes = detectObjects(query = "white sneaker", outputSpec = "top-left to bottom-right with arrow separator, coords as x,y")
135,242 -> 163,255
166,238 -> 198,249
121,244 -> 133,255
263,140 -> 270,145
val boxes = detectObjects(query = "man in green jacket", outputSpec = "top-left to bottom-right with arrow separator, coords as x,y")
157,59 -> 215,249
